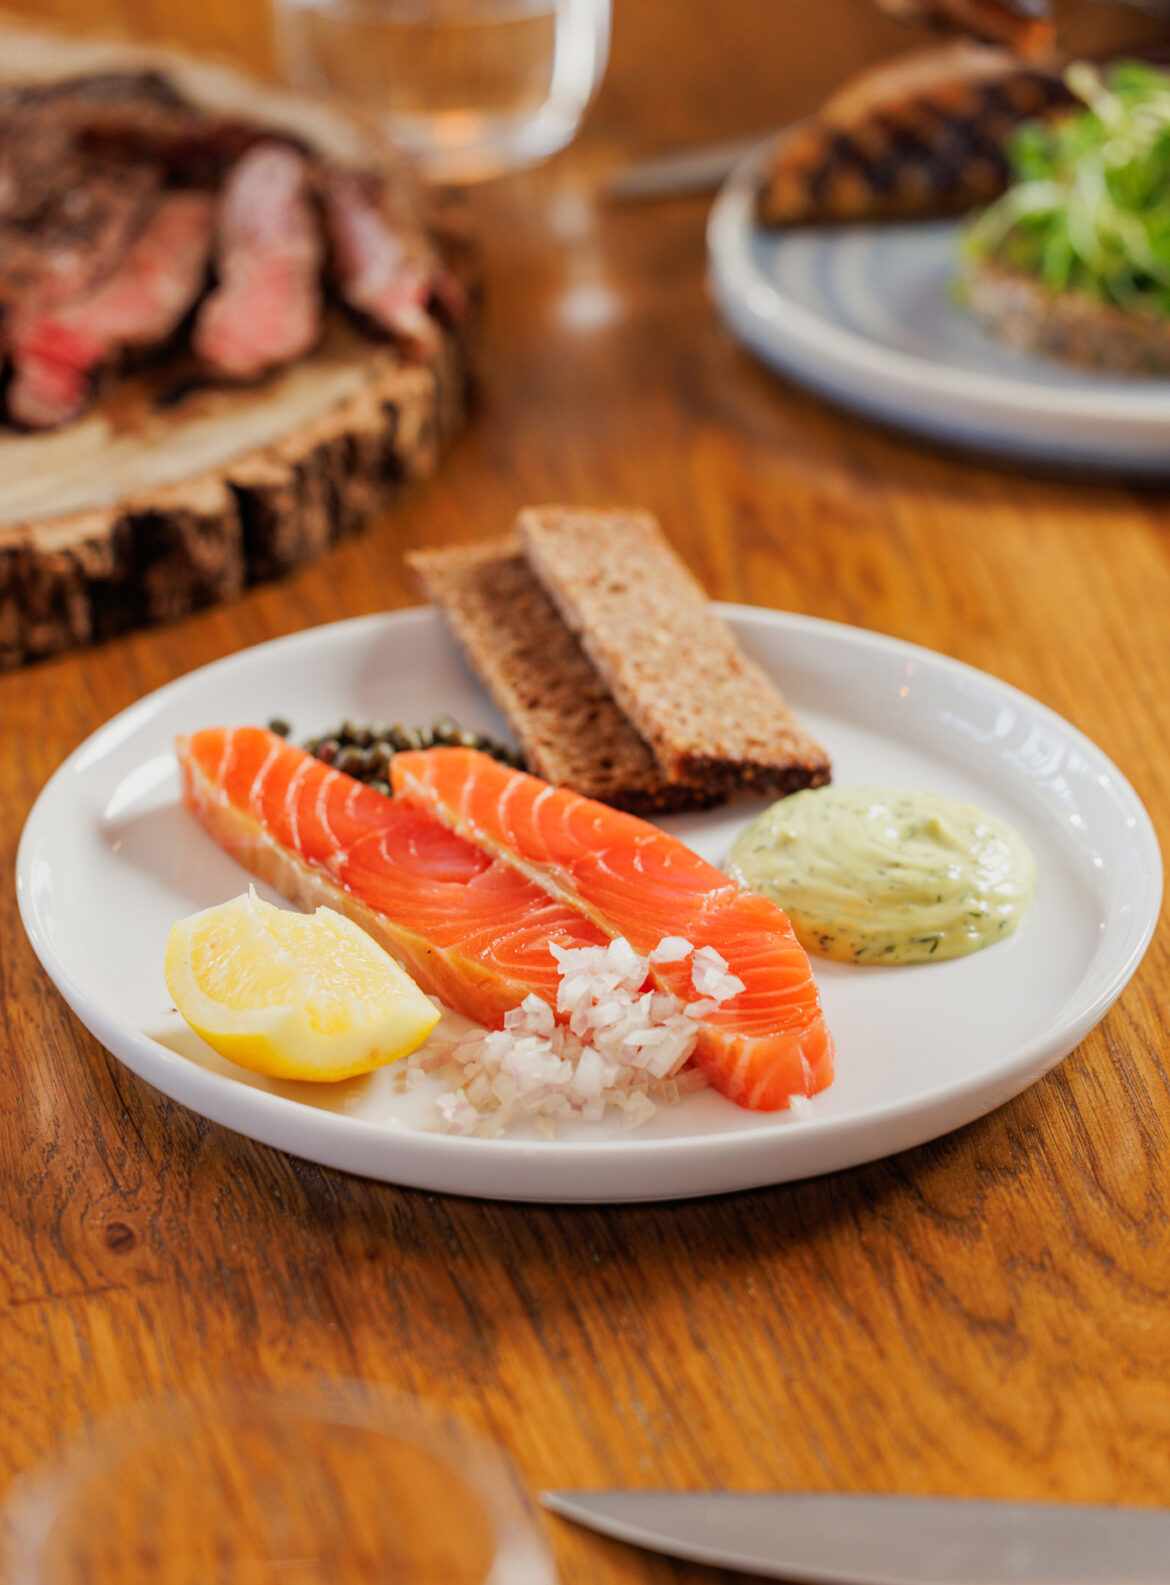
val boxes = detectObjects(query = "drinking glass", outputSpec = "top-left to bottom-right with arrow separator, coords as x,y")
275,0 -> 612,182
0,1382 -> 557,1584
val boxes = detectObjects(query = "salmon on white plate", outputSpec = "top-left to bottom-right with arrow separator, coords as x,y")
176,727 -> 833,1129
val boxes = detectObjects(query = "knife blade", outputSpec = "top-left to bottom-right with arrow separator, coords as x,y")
541,1491 -> 1170,1582
604,134 -> 770,201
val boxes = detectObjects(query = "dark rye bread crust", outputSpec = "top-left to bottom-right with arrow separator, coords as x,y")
407,537 -> 721,815
516,506 -> 831,795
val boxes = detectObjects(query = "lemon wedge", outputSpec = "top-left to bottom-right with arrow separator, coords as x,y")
165,889 -> 440,1082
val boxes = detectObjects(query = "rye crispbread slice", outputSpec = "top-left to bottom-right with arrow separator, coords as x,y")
516,506 -> 831,795
408,536 -> 721,814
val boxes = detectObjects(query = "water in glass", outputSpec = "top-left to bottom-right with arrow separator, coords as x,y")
276,0 -> 611,181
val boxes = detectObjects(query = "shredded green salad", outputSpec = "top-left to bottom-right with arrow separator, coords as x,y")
964,61 -> 1170,319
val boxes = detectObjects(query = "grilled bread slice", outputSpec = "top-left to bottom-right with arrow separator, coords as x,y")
965,257 -> 1170,374
874,0 -> 1056,60
756,41 -> 1070,227
516,506 -> 831,797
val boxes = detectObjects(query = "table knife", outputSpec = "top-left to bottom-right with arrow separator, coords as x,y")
541,1491 -> 1170,1582
604,134 -> 769,201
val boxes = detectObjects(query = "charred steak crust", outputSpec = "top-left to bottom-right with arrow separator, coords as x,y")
0,68 -> 284,197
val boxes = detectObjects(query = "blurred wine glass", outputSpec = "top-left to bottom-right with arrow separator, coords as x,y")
275,0 -> 611,182
0,1382 -> 557,1584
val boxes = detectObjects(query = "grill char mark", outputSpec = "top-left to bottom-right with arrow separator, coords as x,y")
758,49 -> 1074,225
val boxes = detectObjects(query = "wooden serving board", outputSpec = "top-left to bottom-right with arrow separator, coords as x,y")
0,18 -> 473,669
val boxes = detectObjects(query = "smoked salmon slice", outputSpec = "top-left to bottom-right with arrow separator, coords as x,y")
177,727 -> 609,1028
391,748 -> 835,1110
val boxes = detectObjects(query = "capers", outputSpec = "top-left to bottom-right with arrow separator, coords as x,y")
267,717 -> 292,738
334,746 -> 366,775
366,742 -> 394,776
286,714 -> 524,794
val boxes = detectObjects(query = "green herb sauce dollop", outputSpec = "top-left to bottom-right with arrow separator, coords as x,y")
727,787 -> 1037,966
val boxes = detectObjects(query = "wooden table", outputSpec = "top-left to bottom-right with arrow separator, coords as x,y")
3,2 -> 1169,1578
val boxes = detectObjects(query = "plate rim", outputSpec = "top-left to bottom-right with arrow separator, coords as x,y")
16,606 -> 1164,1194
706,142 -> 1170,430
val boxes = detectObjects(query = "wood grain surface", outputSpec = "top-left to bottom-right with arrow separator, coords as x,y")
2,2 -> 1169,1581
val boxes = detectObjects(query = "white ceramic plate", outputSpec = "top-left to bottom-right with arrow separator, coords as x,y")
16,608 -> 1161,1203
707,146 -> 1170,475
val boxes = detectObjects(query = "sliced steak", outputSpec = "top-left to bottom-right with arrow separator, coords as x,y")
321,170 -> 442,357
0,71 -> 189,222
6,190 -> 215,429
192,142 -> 323,380
0,158 -> 159,310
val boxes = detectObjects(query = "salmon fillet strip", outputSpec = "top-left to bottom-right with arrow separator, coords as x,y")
392,748 -> 835,1110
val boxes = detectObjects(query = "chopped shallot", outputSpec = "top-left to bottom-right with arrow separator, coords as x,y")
649,936 -> 694,963
691,945 -> 747,1003
412,932 -> 760,1137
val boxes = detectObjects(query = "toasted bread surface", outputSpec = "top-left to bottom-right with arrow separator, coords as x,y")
516,506 -> 831,795
875,1 -> 1056,61
965,258 -> 1170,374
756,42 -> 1069,227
